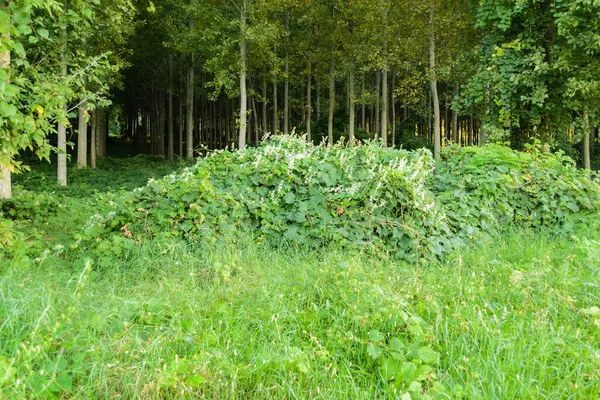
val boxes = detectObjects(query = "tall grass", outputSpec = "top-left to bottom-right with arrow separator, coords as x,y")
1,219 -> 599,398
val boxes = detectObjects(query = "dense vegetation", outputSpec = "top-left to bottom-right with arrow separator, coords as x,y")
2,0 -> 600,398
1,141 -> 599,398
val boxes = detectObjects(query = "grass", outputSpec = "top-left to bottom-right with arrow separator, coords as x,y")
1,154 -> 599,399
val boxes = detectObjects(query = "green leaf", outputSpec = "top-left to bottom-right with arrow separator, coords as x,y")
38,28 -> 49,39
418,346 -> 438,364
57,372 -> 72,392
284,192 -> 296,204
380,358 -> 401,381
367,343 -> 382,360
369,329 -> 385,342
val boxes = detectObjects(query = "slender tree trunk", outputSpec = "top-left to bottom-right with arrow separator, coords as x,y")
91,110 -> 97,169
273,77 -> 278,133
262,73 -> 268,135
316,79 -> 321,119
429,0 -> 441,160
0,27 -> 10,198
391,71 -> 396,148
375,72 -> 380,138
583,109 -> 591,170
452,82 -> 459,143
186,21 -> 195,158
328,44 -> 335,146
381,69 -> 388,146
361,74 -> 366,131
479,120 -> 486,146
77,104 -> 88,168
239,8 -> 248,150
179,64 -> 183,158
381,9 -> 388,146
167,54 -> 174,162
349,67 -> 355,144
57,63 -> 68,186
252,93 -> 259,144
306,60 -> 312,140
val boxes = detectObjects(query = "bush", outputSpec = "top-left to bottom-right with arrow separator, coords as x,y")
432,144 -> 600,238
84,137 -> 600,261
95,136 -> 454,261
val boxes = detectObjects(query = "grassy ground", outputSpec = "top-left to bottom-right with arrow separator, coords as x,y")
1,156 -> 599,399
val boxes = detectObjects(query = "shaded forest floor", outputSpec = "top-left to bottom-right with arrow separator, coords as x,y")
1,153 -> 599,399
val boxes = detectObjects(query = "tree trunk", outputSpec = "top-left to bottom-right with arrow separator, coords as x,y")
375,72 -> 380,138
583,109 -> 591,170
452,82 -> 459,143
252,92 -> 259,144
349,67 -> 355,144
262,73 -> 268,135
57,61 -> 68,186
361,74 -> 366,131
306,60 -> 312,140
429,0 -> 441,160
239,9 -> 248,150
381,69 -> 388,146
328,44 -> 335,146
77,104 -> 88,168
273,77 -> 278,133
0,29 -> 10,198
168,54 -> 174,162
391,71 -> 396,148
283,62 -> 289,135
91,110 -> 97,169
179,63 -> 184,158
186,21 -> 195,159
316,79 -> 321,119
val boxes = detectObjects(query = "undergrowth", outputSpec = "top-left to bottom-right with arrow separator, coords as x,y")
1,219 -> 598,398
1,140 -> 599,398
77,137 -> 600,262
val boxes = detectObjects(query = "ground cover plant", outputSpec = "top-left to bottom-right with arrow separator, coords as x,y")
82,137 -> 600,262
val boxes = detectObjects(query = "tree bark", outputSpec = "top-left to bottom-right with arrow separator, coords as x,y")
273,77 -> 278,133
452,82 -> 459,143
77,104 -> 88,168
429,0 -> 441,160
168,54 -> 174,162
391,70 -> 396,148
262,73 -> 267,135
0,27 -> 10,198
381,69 -> 388,146
239,9 -> 247,150
91,110 -> 97,169
306,60 -> 312,140
328,44 -> 335,146
361,74 -> 366,131
186,21 -> 195,159
583,109 -> 591,170
375,72 -> 380,138
349,67 -> 355,144
251,91 -> 259,144
57,63 -> 68,186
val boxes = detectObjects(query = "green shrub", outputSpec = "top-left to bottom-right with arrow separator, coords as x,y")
95,136 -> 454,261
432,144 -> 600,238
0,188 -> 64,222
83,137 -> 600,261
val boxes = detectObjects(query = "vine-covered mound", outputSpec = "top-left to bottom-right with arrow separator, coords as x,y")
88,137 -> 600,260
433,145 -> 600,238
94,136 -> 454,260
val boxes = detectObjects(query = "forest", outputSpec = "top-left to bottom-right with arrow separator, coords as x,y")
1,0 -> 600,398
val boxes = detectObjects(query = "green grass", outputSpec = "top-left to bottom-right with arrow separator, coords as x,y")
1,154 -> 599,398
1,223 -> 599,398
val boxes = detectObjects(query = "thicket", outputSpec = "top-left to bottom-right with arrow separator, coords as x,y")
70,136 -> 600,262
